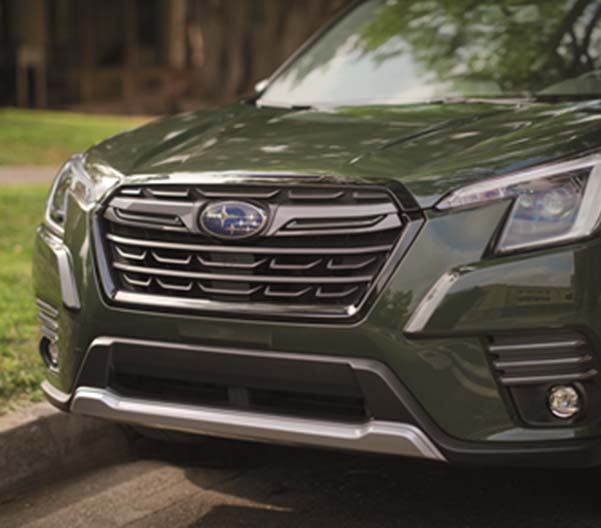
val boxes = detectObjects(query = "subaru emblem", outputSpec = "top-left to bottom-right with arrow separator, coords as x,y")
200,201 -> 268,240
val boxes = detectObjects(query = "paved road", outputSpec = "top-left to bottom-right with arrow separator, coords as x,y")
0,166 -> 57,186
1,433 -> 601,528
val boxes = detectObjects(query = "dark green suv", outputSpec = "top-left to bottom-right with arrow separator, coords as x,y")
34,0 -> 601,467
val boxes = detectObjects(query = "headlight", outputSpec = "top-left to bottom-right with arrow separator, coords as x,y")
45,161 -> 74,235
45,154 -> 117,237
437,155 -> 601,253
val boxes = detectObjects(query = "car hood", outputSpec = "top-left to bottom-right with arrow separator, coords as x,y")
88,100 -> 601,209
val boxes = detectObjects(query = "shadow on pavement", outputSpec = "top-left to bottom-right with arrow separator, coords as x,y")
132,433 -> 601,528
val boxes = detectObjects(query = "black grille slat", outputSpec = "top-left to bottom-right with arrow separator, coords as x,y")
487,333 -> 598,386
494,355 -> 593,369
36,298 -> 59,342
100,184 -> 408,317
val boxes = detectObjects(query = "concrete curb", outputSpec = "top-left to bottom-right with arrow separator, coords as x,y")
0,402 -> 130,497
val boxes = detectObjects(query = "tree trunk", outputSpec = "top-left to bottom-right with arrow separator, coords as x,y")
186,0 -> 353,101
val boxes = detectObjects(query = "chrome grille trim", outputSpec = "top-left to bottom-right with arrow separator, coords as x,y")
316,286 -> 360,299
500,370 -> 598,386
269,258 -> 322,271
97,184 -> 422,320
38,312 -> 59,331
197,255 -> 268,269
123,274 -> 152,288
283,214 -> 385,230
112,261 -> 376,284
264,285 -> 312,298
115,246 -> 147,261
112,290 -> 360,317
36,298 -> 59,319
107,233 -> 394,255
198,189 -> 281,199
288,190 -> 344,200
156,278 -> 195,292
151,251 -> 193,265
493,355 -> 594,369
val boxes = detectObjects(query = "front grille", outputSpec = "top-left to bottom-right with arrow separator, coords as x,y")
97,184 -> 416,319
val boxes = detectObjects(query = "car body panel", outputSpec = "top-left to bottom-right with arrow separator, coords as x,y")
33,189 -> 601,446
88,101 -> 601,208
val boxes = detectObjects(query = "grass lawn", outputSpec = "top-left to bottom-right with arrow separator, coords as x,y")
0,186 -> 48,413
0,109 -> 149,412
0,108 -> 147,166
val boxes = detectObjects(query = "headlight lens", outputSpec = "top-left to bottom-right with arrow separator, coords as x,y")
437,155 -> 601,253
44,154 -> 95,236
45,163 -> 73,234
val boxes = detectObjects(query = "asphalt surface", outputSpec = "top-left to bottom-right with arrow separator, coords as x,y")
0,166 -> 56,186
1,433 -> 601,528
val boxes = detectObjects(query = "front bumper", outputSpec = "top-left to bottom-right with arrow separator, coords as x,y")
33,193 -> 601,467
42,334 -> 445,461
71,387 -> 443,459
40,336 -> 601,468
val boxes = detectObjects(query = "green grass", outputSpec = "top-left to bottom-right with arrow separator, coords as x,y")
0,109 -> 148,413
0,108 -> 147,166
0,186 -> 48,412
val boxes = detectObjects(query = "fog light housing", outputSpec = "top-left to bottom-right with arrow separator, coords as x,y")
547,385 -> 581,419
40,337 -> 59,372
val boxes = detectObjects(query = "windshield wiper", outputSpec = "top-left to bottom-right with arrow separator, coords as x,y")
425,96 -> 532,105
535,93 -> 601,102
255,99 -> 315,111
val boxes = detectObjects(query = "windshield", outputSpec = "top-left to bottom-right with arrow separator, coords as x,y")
259,0 -> 601,107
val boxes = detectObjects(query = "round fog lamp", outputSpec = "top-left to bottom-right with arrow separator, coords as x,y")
547,385 -> 581,419
47,341 -> 60,367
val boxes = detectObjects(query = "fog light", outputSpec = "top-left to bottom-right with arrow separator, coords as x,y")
547,385 -> 581,419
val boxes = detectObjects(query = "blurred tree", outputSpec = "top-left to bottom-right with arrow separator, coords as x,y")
0,0 -> 354,111
187,0 -> 352,99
